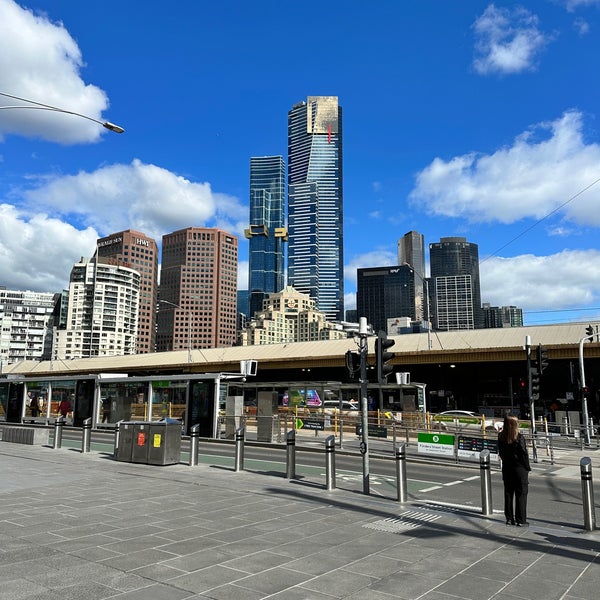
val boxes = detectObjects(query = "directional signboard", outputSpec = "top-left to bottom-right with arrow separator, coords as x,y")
296,418 -> 324,431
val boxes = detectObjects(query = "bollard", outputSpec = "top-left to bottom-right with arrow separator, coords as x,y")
339,417 -> 344,449
325,435 -> 336,491
286,429 -> 296,479
113,421 -> 121,458
234,426 -> 245,472
480,449 -> 493,516
53,417 -> 64,449
81,417 -> 92,453
189,424 -> 200,467
395,443 -> 408,503
562,415 -> 570,435
580,457 -> 596,531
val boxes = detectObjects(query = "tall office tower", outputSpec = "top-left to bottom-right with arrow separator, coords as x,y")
483,304 -> 524,328
245,156 -> 286,318
52,257 -> 140,359
288,96 -> 344,321
157,227 -> 238,351
96,230 -> 158,353
429,237 -> 483,330
0,288 -> 57,365
398,230 -> 427,321
356,265 -> 416,334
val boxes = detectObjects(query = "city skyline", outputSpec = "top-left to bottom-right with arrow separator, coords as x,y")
1,1 -> 600,326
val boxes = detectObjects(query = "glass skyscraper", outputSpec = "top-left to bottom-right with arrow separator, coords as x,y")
287,96 -> 344,321
245,156 -> 286,318
430,237 -> 483,330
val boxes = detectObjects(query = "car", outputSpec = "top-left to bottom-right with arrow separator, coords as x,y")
432,410 -> 501,432
322,400 -> 360,415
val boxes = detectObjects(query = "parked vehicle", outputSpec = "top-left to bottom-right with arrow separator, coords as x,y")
432,410 -> 501,432
322,400 -> 359,415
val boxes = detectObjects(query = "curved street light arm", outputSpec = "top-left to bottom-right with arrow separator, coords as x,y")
0,91 -> 124,133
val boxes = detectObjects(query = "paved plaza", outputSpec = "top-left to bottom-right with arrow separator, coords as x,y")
0,440 -> 599,600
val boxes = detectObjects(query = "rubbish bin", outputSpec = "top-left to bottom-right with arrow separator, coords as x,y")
114,420 -> 181,465
148,421 -> 182,465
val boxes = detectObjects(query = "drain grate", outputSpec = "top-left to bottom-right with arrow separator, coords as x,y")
363,510 -> 441,534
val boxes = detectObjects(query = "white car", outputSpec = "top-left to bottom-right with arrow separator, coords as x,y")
433,410 -> 501,432
322,400 -> 360,415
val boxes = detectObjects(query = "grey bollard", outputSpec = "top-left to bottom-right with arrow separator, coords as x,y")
396,443 -> 408,503
480,449 -> 493,516
113,421 -> 121,458
53,417 -> 64,449
234,426 -> 245,472
325,435 -> 336,491
286,429 -> 296,479
580,457 -> 596,531
189,424 -> 200,466
81,417 -> 92,453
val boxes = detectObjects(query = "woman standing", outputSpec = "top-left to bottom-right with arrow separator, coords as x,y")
498,415 -> 531,526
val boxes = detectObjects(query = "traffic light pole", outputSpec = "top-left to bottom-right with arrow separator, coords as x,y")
525,335 -> 538,463
358,318 -> 370,495
579,333 -> 595,445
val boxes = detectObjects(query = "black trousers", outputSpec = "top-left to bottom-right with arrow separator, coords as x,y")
502,466 -> 529,524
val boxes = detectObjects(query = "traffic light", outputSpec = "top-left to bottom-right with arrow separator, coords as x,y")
537,344 -> 549,374
375,331 -> 395,384
345,350 -> 360,380
530,367 -> 540,398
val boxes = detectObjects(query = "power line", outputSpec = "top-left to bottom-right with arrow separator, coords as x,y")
480,175 -> 600,264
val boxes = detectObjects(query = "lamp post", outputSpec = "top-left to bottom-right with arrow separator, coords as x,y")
0,91 -> 124,133
403,263 -> 432,350
159,300 -> 192,364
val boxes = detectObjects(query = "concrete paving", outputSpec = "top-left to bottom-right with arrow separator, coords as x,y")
0,440 -> 598,600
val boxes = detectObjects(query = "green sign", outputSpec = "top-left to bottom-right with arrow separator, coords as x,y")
417,432 -> 455,457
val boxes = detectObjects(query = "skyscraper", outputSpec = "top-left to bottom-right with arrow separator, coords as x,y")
288,96 -> 344,321
96,230 -> 158,353
429,237 -> 483,330
157,227 -> 238,352
245,156 -> 286,318
398,230 -> 427,322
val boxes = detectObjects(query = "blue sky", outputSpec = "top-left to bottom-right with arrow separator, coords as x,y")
1,0 -> 600,326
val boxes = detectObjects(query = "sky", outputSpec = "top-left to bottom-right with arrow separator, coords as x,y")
1,0 -> 600,327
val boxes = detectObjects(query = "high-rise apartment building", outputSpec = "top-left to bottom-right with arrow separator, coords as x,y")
157,227 -> 238,351
52,257 -> 140,359
288,96 -> 344,321
398,230 -> 427,321
96,230 -> 158,352
430,237 -> 483,330
245,156 -> 286,318
0,288 -> 57,365
483,304 -> 524,328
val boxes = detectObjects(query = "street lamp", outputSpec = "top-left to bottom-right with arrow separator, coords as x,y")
403,263 -> 432,350
159,300 -> 192,364
0,91 -> 124,133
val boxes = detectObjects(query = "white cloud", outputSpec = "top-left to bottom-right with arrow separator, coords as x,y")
344,248 -> 398,287
409,111 -> 600,226
573,17 -> 591,35
0,203 -> 99,291
22,159 -> 247,242
472,4 -> 551,75
0,0 -> 112,144
564,0 -> 600,12
481,249 -> 600,310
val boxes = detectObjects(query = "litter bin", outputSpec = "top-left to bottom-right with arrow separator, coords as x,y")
148,421 -> 182,465
115,421 -> 181,465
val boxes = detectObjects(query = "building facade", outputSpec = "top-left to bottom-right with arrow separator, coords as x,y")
245,156 -> 286,318
356,265 -> 417,334
241,286 -> 346,346
52,258 -> 140,359
287,96 -> 344,321
0,288 -> 57,366
398,230 -> 427,322
483,304 -> 524,328
157,227 -> 238,351
430,237 -> 483,330
95,230 -> 158,353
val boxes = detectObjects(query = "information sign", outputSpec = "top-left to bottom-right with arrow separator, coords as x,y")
457,436 -> 499,462
355,424 -> 388,438
417,432 -> 455,457
296,418 -> 324,431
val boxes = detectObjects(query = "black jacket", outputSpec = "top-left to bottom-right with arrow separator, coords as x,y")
498,433 -> 531,472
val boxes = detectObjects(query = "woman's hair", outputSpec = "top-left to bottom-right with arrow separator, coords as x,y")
499,414 -> 519,443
